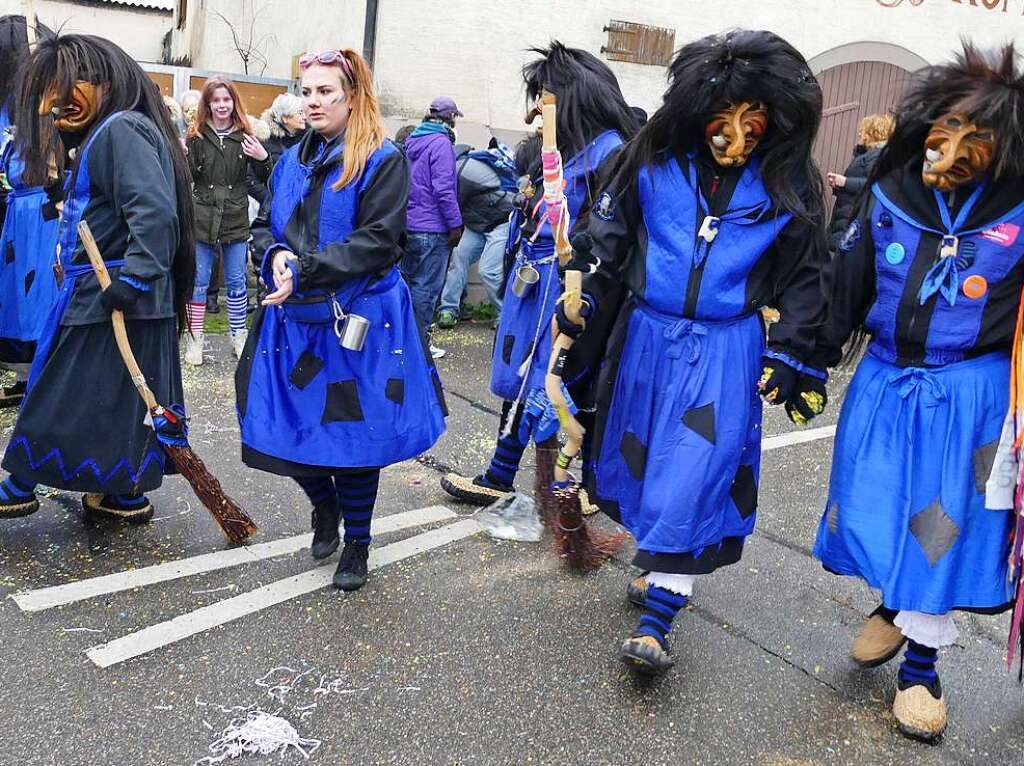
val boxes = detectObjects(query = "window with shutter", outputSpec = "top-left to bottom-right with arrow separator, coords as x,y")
601,20 -> 675,67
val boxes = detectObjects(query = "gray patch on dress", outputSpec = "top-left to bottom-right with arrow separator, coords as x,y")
909,499 -> 960,567
827,500 -> 839,535
972,439 -> 999,495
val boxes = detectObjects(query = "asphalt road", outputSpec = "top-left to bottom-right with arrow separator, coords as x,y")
0,322 -> 1020,766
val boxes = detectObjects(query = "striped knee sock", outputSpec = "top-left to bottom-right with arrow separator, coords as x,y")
187,302 -> 206,334
293,476 -> 335,507
336,469 -> 380,546
0,475 -> 35,502
227,290 -> 248,336
484,434 -> 526,488
636,584 -> 689,647
899,640 -> 939,688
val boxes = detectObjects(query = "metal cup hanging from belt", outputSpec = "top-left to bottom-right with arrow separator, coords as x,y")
512,263 -> 540,298
332,297 -> 370,352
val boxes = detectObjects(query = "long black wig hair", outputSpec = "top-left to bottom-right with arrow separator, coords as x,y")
15,34 -> 195,333
871,42 -> 1024,185
608,29 -> 824,224
518,41 -> 639,180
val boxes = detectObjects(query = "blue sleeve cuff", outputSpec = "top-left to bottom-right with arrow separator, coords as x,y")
284,258 -> 300,290
118,274 -> 152,292
259,242 -> 291,288
581,293 -> 596,317
764,349 -> 828,382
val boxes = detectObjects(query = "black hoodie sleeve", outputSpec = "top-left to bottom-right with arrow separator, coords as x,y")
295,150 -> 409,289
764,216 -> 830,370
814,200 -> 878,369
249,169 -> 277,270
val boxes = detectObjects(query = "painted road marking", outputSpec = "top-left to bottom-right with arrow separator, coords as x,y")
12,506 -> 457,613
762,424 -> 836,452
86,519 -> 483,668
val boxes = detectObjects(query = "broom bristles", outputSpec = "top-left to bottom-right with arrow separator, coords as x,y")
164,444 -> 257,545
552,484 -> 628,573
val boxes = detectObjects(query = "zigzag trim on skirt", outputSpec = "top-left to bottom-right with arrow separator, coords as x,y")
5,436 -> 166,486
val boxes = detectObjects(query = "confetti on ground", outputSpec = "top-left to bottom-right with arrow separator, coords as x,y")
193,711 -> 321,765
255,666 -> 315,704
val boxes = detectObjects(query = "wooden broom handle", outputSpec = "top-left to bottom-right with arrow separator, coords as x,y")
77,221 -> 159,411
545,269 -> 586,482
24,0 -> 36,45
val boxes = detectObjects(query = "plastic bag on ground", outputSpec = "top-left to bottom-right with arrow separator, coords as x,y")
481,492 -> 543,542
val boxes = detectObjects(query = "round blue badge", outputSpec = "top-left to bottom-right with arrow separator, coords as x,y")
885,242 -> 906,265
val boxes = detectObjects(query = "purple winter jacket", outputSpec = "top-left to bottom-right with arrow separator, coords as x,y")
405,126 -> 463,233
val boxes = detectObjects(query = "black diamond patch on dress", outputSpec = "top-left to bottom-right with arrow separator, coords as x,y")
502,334 -> 515,366
827,500 -> 839,535
385,378 -> 404,405
23,270 -> 35,295
288,351 -> 324,390
730,465 -> 758,519
973,439 -> 999,495
323,380 -> 364,424
910,499 -> 960,566
4,242 -> 14,264
619,431 -> 647,481
682,402 -> 716,445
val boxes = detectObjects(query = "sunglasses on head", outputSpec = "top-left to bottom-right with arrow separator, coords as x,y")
298,50 -> 354,80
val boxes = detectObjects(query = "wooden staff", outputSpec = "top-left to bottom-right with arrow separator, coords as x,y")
539,96 -> 626,572
24,0 -> 36,45
78,221 -> 257,545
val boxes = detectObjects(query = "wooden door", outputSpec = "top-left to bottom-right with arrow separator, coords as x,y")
813,61 -> 912,219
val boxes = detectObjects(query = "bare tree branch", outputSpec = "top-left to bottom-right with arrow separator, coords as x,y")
212,1 -> 275,77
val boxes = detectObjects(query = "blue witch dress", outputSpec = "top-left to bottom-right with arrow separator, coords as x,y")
237,134 -> 446,475
489,131 -> 624,427
578,151 -> 828,574
0,105 -> 59,365
2,111 -> 185,493
812,163 -> 1024,613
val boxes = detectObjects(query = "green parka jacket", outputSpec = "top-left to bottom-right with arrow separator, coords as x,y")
187,123 -> 272,244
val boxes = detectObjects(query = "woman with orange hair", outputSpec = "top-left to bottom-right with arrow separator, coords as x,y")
236,50 -> 446,591
185,77 -> 271,364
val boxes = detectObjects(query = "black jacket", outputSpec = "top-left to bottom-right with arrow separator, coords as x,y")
65,111 -> 179,324
250,132 -> 409,290
827,146 -> 882,251
188,123 -> 271,244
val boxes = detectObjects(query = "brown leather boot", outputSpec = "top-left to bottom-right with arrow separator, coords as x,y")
851,606 -> 906,667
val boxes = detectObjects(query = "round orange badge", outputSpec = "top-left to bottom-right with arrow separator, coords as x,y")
963,275 -> 988,299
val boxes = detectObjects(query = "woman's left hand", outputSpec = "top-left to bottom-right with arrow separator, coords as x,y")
242,134 -> 269,162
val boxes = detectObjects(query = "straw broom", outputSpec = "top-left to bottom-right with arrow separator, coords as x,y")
79,221 -> 257,545
539,95 -> 627,572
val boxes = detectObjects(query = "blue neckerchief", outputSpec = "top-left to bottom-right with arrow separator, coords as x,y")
916,181 -> 987,306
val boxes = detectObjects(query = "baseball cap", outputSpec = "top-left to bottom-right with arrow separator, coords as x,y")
429,96 -> 464,119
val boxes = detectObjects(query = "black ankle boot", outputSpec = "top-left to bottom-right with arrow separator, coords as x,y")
310,501 -> 340,560
333,542 -> 369,591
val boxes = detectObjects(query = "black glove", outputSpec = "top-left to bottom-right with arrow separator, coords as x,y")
41,179 -> 64,221
567,231 -> 598,273
785,375 -> 828,426
100,278 -> 147,314
757,356 -> 798,405
555,297 -> 590,339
